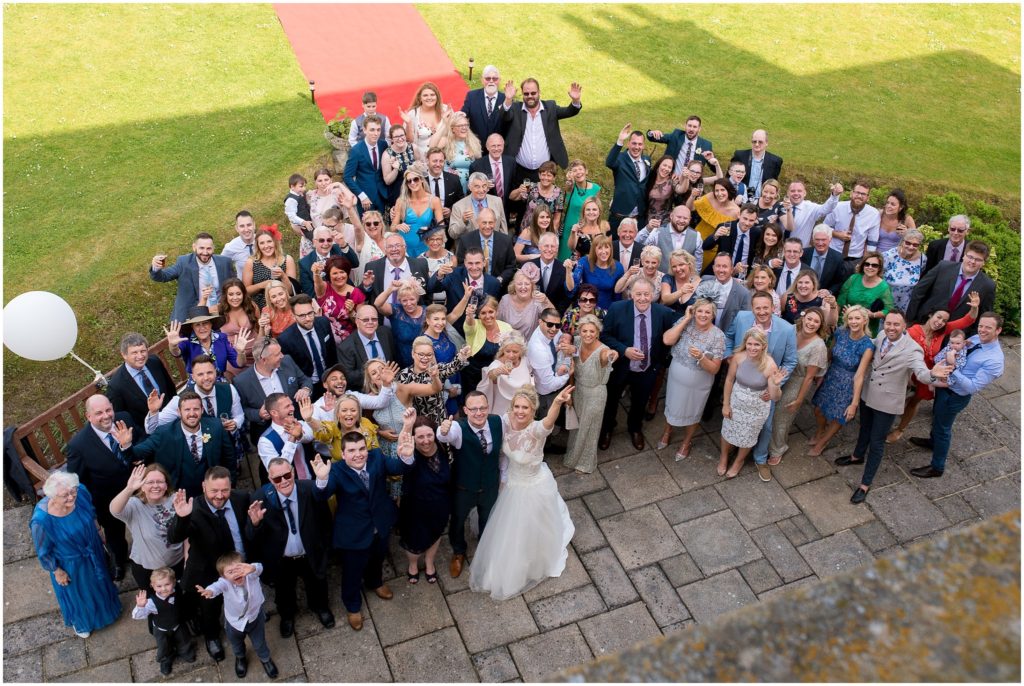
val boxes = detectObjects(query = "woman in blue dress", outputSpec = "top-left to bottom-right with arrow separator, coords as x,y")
373,279 -> 427,369
392,166 -> 442,258
166,306 -> 251,383
398,412 -> 452,584
30,472 -> 122,638
424,303 -> 470,415
576,235 -> 624,311
439,112 -> 481,193
809,305 -> 875,456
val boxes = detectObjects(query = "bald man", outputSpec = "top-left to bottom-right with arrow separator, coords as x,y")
469,134 -> 515,212
730,129 -> 784,200
66,394 -> 141,581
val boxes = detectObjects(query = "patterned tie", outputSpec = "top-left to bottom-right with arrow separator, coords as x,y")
306,331 -> 325,380
482,238 -> 491,272
203,395 -> 215,417
633,158 -> 643,181
391,267 -> 402,305
486,96 -> 494,117
293,452 -> 311,480
138,369 -> 155,396
949,245 -> 960,262
813,253 -> 824,277
542,264 -> 550,290
478,430 -> 488,453
638,313 -> 649,371
492,160 -> 503,198
190,434 -> 201,465
281,497 -> 297,535
358,469 -> 370,491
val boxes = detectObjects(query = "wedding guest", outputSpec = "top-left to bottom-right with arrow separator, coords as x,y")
745,264 -> 782,315
243,227 -> 297,310
768,307 -> 829,464
374,280 -> 428,369
462,296 -> 513,395
882,229 -> 927,311
660,249 -> 700,314
498,264 -> 554,339
876,188 -> 916,253
259,280 -> 296,338
781,269 -> 838,328
560,284 -> 605,336
564,315 -> 617,474
314,256 -> 366,344
398,412 -> 451,584
560,160 -> 602,260
215,278 -> 260,377
165,306 -> 250,383
617,245 -> 665,301
578,235 -> 624,310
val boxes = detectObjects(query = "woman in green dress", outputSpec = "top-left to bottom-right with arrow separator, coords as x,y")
560,160 -> 602,261
836,252 -> 894,336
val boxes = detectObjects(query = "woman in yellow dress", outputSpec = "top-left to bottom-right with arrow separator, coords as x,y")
692,178 -> 740,270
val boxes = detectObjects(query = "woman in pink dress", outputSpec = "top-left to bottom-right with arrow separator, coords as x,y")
313,256 -> 365,344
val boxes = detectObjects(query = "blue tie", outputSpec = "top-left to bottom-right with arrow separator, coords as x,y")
281,498 -> 297,535
549,339 -> 558,373
307,331 -> 324,379
106,434 -> 126,466
734,233 -> 746,266
368,339 -> 380,359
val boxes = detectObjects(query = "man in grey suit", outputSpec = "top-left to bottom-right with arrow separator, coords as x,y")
232,338 -> 312,444
723,291 -> 799,481
837,310 -> 950,503
698,253 -> 751,423
906,240 -> 995,335
448,172 -> 508,239
150,232 -> 235,322
641,204 -> 702,273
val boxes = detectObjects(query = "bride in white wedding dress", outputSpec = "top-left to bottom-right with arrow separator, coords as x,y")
468,384 -> 576,601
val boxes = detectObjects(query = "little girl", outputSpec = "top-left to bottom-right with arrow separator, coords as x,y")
931,329 -> 968,389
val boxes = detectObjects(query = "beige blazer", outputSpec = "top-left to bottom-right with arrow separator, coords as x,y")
448,194 -> 508,239
861,333 -> 933,414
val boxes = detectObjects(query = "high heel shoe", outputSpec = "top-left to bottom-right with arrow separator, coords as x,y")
657,435 -> 671,450
674,441 -> 691,462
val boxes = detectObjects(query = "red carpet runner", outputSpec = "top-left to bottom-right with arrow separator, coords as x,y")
274,3 -> 469,124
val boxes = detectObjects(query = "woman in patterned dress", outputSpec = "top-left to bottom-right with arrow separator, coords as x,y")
564,315 -> 618,474
882,229 -> 927,312
396,336 -> 471,427
314,256 -> 365,344
511,161 -> 564,233
243,228 -> 297,310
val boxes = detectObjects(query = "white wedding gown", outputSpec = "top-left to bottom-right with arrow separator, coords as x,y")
469,418 -> 575,601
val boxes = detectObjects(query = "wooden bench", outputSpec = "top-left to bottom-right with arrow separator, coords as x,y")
12,339 -> 188,496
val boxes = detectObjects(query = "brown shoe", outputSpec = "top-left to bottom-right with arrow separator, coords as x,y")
630,432 -> 645,451
374,585 -> 393,600
347,612 -> 363,631
756,464 -> 772,482
449,554 -> 465,579
598,433 -> 611,451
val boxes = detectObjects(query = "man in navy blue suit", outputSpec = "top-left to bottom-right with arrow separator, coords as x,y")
343,115 -> 388,214
461,65 -> 506,141
605,124 -> 652,236
598,277 -> 680,451
646,115 -> 714,174
311,412 -> 415,631
428,248 -> 500,333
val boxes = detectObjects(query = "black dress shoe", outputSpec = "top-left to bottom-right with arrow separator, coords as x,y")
908,437 -> 934,450
547,443 -> 567,455
910,465 -> 944,479
235,656 -> 248,678
598,433 -> 611,451
206,639 -> 225,662
630,432 -> 645,451
834,455 -> 865,466
279,618 -> 294,638
850,487 -> 869,504
262,658 -> 279,678
159,661 -> 172,676
316,610 -> 336,629
112,563 -> 125,582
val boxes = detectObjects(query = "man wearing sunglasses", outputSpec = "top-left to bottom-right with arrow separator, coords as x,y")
730,129 -> 783,201
923,214 -> 971,275
501,77 -> 582,187
246,457 -> 334,638
298,214 -> 359,298
461,64 -> 507,141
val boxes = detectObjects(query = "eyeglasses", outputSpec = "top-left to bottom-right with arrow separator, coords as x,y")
751,139 -> 766,145
142,481 -> 166,487
483,76 -> 500,82
963,254 -> 985,263
949,227 -> 967,233
541,320 -> 561,328
294,311 -> 316,319
269,472 -> 293,484
356,317 -> 377,323
406,177 -> 422,186
465,405 -> 488,413
903,241 -> 921,248
316,238 -> 333,243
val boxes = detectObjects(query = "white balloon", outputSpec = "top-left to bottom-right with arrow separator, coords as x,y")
3,291 -> 79,361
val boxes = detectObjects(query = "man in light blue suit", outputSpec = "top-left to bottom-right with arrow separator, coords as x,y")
724,290 -> 798,481
343,115 -> 388,214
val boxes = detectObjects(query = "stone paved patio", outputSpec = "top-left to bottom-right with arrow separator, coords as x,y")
3,339 -> 1019,682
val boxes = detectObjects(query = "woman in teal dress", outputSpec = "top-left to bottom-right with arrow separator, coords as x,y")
560,160 -> 602,261
393,166 -> 443,258
836,252 -> 894,336
30,473 -> 121,638
441,113 -> 481,193
809,305 -> 875,457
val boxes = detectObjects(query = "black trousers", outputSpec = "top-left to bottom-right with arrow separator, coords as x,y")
449,487 -> 498,556
274,555 -> 329,620
130,559 -> 185,594
154,624 -> 195,665
853,401 -> 898,487
183,587 -> 224,641
339,534 -> 389,613
601,364 -> 657,436
95,501 -> 129,565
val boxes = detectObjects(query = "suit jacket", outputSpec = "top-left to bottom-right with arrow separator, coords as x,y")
605,143 -> 652,218
502,99 -> 581,169
297,245 -> 359,298
448,194 -> 509,239
456,230 -> 517,285
232,356 -> 313,427
167,490 -> 251,587
469,154 -> 516,204
277,319 -> 339,381
646,130 -> 713,166
701,222 -> 762,276
106,358 -> 177,438
699,276 -> 751,334
802,247 -> 849,295
364,256 -> 431,305
66,413 -> 139,506
315,449 -> 412,549
923,238 -> 965,276
723,312 -> 799,377
126,417 -> 236,498
461,88 -> 507,141
427,266 -> 501,333
730,149 -> 784,190
862,333 -> 933,414
150,254 -> 235,322
246,480 -> 332,580
530,258 -> 573,313
600,300 -> 681,373
906,261 -> 995,333
427,172 -> 465,212
343,139 -> 389,211
655,228 -> 703,274
336,325 -> 397,390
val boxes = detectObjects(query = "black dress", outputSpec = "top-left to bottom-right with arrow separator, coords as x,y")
399,448 -> 452,554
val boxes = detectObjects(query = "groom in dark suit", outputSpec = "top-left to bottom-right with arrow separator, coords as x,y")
599,278 -> 681,451
436,391 -> 503,579
343,115 -> 388,214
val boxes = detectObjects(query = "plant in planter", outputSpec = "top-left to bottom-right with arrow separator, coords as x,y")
324,107 -> 353,149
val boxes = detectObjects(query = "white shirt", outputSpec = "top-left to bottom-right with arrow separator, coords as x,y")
788,194 -> 839,247
382,258 -> 412,295
274,489 -> 306,557
222,236 -> 255,278
436,419 -> 492,451
825,202 -> 881,258
428,174 -> 446,201
130,591 -> 180,626
203,563 -> 265,632
527,328 -> 569,395
255,366 -> 285,397
147,386 -> 245,435
776,262 -> 802,295
91,425 -> 119,451
257,421 -> 313,471
311,385 -> 394,423
513,101 -> 549,170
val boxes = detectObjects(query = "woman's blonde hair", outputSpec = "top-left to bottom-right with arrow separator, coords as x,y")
843,304 -> 872,329
264,280 -> 291,310
508,384 -> 540,415
362,359 -> 387,394
334,393 -> 363,427
442,112 -> 482,159
740,328 -> 773,374
252,228 -> 285,265
507,269 -> 536,295
640,245 -> 663,264
576,313 -> 603,334
669,249 -> 696,276
691,297 -> 717,320
497,330 -> 526,357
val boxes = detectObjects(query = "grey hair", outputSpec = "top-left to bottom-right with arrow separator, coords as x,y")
468,171 -> 490,186
119,332 -> 148,355
640,245 -> 663,263
903,228 -> 925,245
482,64 -> 499,78
43,470 -> 80,497
312,225 -> 332,239
497,330 -> 527,356
948,214 -> 970,229
811,224 -> 833,239
630,276 -> 656,294
619,217 -> 638,230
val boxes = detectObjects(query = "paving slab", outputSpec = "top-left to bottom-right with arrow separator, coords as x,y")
714,472 -> 800,529
656,486 -> 726,526
470,646 -> 519,683
658,553 -> 703,588
578,602 -> 661,657
130,646 -> 210,683
528,584 -> 607,632
756,575 -> 820,602
218,631 -> 304,683
661,619 -> 696,636
52,658 -> 132,682
676,569 -> 758,624
508,624 -> 593,682
298,618 -> 391,682
852,519 -> 899,553
748,524 -> 813,583
564,498 -> 606,554
657,440 -> 729,492
673,510 -> 762,576
932,493 -> 979,525
867,481 -> 951,543
581,547 -> 639,608
82,595 -> 151,664
738,559 -> 783,595
798,530 -> 874,579
4,610 -> 77,658
987,391 -> 1020,428
598,504 -> 684,570
948,412 -> 1001,459
3,556 -> 60,624
769,441 -> 835,488
896,457 -> 978,499
43,640 -> 89,680
600,452 -> 681,510
364,573 -> 454,647
384,626 -> 476,683
446,590 -> 538,654
582,489 -> 623,519
962,448 -> 1021,482
787,474 -> 877,535
627,565 -> 690,628
960,476 -> 1021,519
3,649 -> 43,683
433,537 -> 473,596
3,504 -> 36,563
834,453 -> 907,489
554,470 -> 608,500
522,546 -> 589,602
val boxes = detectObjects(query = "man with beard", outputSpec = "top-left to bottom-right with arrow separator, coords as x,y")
501,77 -> 582,185
150,232 -> 235,321
646,115 -> 714,174
825,180 -> 880,261
461,64 -> 507,141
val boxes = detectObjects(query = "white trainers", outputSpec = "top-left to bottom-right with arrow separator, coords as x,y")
74,629 -> 91,638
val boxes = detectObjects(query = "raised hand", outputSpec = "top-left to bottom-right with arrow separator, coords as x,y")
503,79 -> 516,102
233,327 -> 252,354
439,415 -> 453,436
362,271 -> 375,289
297,396 -> 314,422
568,82 -> 582,102
401,406 -> 417,430
135,589 -> 148,608
397,105 -> 411,123
195,585 -> 215,599
770,367 -> 787,385
322,392 -> 336,414
163,321 -> 184,347
126,463 -> 147,492
617,122 -> 632,144
457,345 -> 472,361
380,361 -> 398,386
555,385 -> 575,405
311,455 -> 331,481
931,362 -> 952,380
968,291 -> 981,309
397,431 -> 415,458
111,420 -> 133,450
247,500 -> 266,526
172,489 -> 193,517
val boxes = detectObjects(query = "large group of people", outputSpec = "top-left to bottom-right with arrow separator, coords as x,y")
33,66 -> 1007,677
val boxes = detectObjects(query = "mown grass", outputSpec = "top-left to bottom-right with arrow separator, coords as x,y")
3,4 -> 328,424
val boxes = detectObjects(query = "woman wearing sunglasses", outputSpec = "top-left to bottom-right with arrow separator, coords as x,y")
391,165 -> 443,259
560,284 -> 605,336
836,251 -> 895,336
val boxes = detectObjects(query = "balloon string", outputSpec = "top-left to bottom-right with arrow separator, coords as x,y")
68,351 -> 108,389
